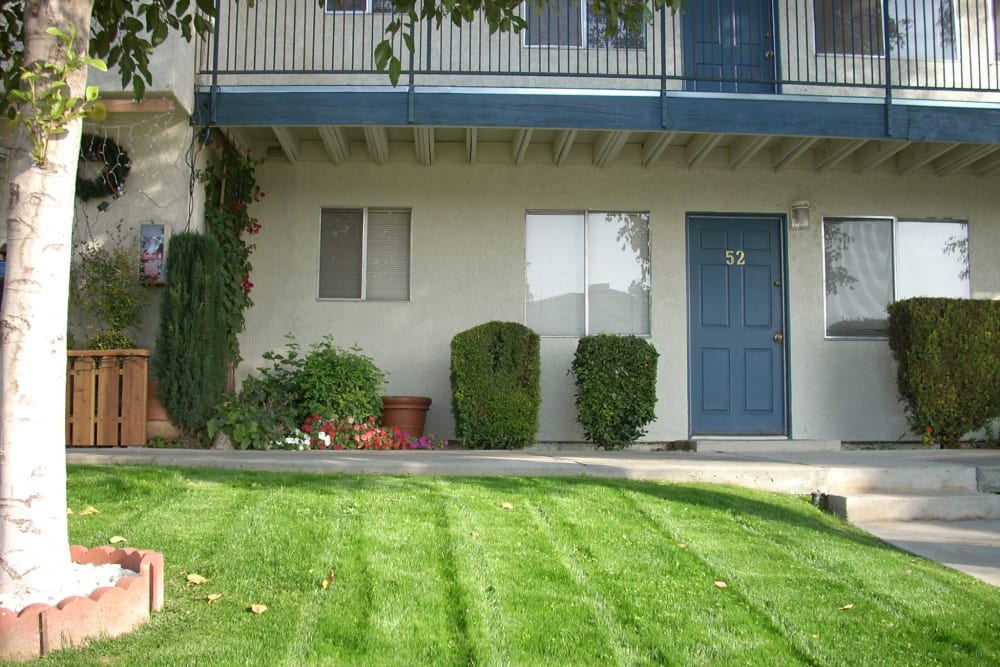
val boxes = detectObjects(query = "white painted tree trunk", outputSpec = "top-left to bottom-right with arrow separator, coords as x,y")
0,0 -> 95,599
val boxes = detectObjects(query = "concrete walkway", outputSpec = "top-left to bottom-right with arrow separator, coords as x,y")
66,446 -> 1000,588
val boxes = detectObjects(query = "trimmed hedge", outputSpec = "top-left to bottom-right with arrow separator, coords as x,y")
571,335 -> 659,449
451,321 -> 540,449
887,298 -> 1000,447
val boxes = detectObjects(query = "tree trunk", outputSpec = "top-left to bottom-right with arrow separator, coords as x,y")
0,0 -> 95,598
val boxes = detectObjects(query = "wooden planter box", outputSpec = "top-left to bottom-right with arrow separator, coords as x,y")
66,350 -> 149,447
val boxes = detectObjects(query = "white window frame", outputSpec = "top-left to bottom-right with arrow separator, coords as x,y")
813,0 -> 958,60
522,0 -> 645,49
318,207 -> 411,302
822,216 -> 970,339
525,209 -> 651,337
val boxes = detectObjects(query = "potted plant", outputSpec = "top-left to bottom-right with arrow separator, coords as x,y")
67,226 -> 157,446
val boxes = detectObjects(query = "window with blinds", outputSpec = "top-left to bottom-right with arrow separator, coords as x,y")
823,217 -> 969,337
319,208 -> 410,301
526,210 -> 650,337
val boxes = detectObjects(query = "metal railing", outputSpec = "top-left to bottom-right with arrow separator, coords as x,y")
197,0 -> 1000,96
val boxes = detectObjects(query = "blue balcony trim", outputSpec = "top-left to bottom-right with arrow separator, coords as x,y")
193,86 -> 1000,145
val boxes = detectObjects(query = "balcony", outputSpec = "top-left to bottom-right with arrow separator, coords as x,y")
194,0 -> 1000,174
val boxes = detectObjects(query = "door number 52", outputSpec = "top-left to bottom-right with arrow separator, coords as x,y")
725,250 -> 746,266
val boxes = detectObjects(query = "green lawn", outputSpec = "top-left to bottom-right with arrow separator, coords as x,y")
30,465 -> 1000,666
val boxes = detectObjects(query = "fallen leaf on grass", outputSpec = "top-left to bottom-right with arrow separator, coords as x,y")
79,506 -> 100,516
249,604 -> 267,615
678,543 -> 688,549
501,502 -> 514,510
714,581 -> 728,589
206,593 -> 224,604
109,536 -> 127,544
470,531 -> 480,538
321,569 -> 335,589
839,604 -> 855,611
187,574 -> 209,585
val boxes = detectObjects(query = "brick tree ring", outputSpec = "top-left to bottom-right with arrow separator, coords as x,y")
76,133 -> 131,201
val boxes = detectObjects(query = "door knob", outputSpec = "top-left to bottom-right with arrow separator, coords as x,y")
773,332 -> 784,343
765,50 -> 775,59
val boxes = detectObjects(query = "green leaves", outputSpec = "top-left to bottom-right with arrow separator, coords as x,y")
571,335 -> 659,449
7,24 -> 107,164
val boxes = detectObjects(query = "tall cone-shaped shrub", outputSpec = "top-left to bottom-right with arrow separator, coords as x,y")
154,233 -> 229,439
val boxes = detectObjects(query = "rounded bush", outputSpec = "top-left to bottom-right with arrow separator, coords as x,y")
451,321 -> 540,449
571,334 -> 658,449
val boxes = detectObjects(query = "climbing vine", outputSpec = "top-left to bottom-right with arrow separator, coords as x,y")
198,136 -> 265,365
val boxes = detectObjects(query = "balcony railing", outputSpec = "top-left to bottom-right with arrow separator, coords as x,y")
197,0 -> 1000,97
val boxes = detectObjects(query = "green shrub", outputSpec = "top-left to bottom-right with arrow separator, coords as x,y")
451,321 -> 540,449
571,335 -> 659,449
887,298 -> 1000,447
153,233 -> 229,441
207,336 -> 386,449
298,337 -> 386,420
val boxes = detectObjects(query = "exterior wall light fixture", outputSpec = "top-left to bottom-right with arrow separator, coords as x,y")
790,201 -> 811,230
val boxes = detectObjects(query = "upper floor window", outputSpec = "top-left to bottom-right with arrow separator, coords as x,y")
814,0 -> 955,59
524,0 -> 645,48
823,217 -> 969,338
319,208 -> 410,301
526,211 -> 650,336
326,0 -> 394,13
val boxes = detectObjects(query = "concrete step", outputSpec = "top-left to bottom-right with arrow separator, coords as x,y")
684,439 -> 841,454
826,464 -> 980,495
827,492 -> 1000,523
979,467 -> 1000,493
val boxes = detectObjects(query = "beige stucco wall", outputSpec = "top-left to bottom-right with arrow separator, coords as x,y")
69,109 -> 205,351
88,30 -> 197,113
239,153 -> 1000,444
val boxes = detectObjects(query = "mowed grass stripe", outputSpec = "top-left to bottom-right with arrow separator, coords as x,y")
625,481 -> 1000,666
431,478 -> 517,665
445,477 -> 614,666
556,479 -> 807,665
524,480 -> 704,665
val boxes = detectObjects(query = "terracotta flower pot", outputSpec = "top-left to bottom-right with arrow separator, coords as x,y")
381,396 -> 432,438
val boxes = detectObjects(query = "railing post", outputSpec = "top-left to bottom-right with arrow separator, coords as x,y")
659,6 -> 668,128
209,0 -> 223,125
407,21 -> 421,124
882,0 -> 893,137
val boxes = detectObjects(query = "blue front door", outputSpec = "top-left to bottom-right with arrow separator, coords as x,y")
683,0 -> 777,93
687,215 -> 787,435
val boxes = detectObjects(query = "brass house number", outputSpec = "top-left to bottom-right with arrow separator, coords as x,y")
724,249 -> 746,266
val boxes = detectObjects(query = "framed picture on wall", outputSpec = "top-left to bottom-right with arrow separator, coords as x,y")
139,223 -> 168,284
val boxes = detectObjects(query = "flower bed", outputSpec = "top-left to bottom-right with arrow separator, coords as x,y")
279,415 -> 448,451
